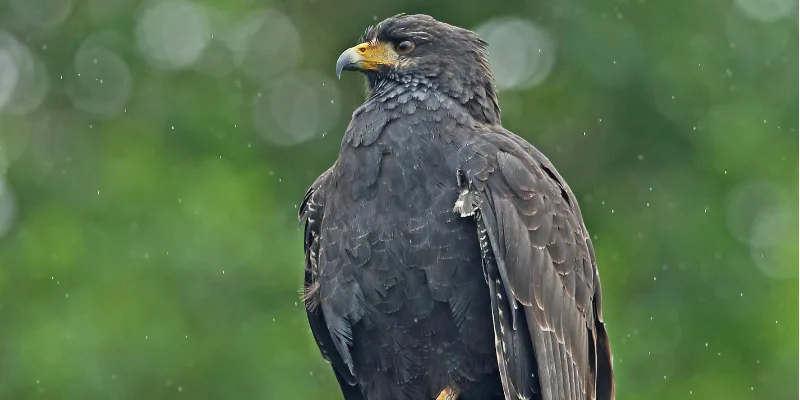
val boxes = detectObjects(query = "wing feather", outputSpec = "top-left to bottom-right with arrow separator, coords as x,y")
459,130 -> 615,400
300,167 -> 365,400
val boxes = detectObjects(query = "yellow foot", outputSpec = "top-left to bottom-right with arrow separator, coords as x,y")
436,386 -> 460,400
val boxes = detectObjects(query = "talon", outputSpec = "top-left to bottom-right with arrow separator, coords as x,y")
436,386 -> 459,400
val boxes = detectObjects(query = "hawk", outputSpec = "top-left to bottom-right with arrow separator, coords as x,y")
299,14 -> 614,400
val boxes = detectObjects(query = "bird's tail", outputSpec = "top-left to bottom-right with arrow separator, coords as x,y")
594,321 -> 615,400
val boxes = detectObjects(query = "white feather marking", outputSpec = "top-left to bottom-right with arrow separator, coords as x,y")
453,189 -> 476,217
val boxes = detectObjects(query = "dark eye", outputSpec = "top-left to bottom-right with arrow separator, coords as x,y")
396,40 -> 415,54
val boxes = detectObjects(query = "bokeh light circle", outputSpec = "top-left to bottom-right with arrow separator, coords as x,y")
66,41 -> 133,118
9,0 -> 72,28
749,208 -> 798,280
135,0 -> 211,70
0,175 -> 17,239
735,0 -> 796,22
0,31 -> 49,115
227,9 -> 302,86
0,46 -> 19,111
474,18 -> 556,91
726,181 -> 785,244
252,70 -> 340,147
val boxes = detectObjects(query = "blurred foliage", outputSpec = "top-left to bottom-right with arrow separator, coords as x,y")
0,0 -> 797,399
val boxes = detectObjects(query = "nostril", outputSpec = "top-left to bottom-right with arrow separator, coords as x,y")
357,46 -> 367,54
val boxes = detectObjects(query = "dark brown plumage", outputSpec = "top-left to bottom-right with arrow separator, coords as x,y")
300,14 -> 614,400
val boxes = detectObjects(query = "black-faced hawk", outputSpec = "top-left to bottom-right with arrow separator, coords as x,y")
299,14 -> 615,400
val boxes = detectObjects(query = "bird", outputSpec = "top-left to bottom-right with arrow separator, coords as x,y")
299,14 -> 614,400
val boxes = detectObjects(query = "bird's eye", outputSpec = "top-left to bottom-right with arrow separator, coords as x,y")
396,40 -> 415,54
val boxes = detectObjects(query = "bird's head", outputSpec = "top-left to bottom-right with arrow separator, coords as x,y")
336,14 -> 498,118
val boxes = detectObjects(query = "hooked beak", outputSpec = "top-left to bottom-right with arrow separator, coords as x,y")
335,42 -> 396,79
335,47 -> 363,79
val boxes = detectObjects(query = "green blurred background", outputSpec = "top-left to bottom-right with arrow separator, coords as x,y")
0,0 -> 796,398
